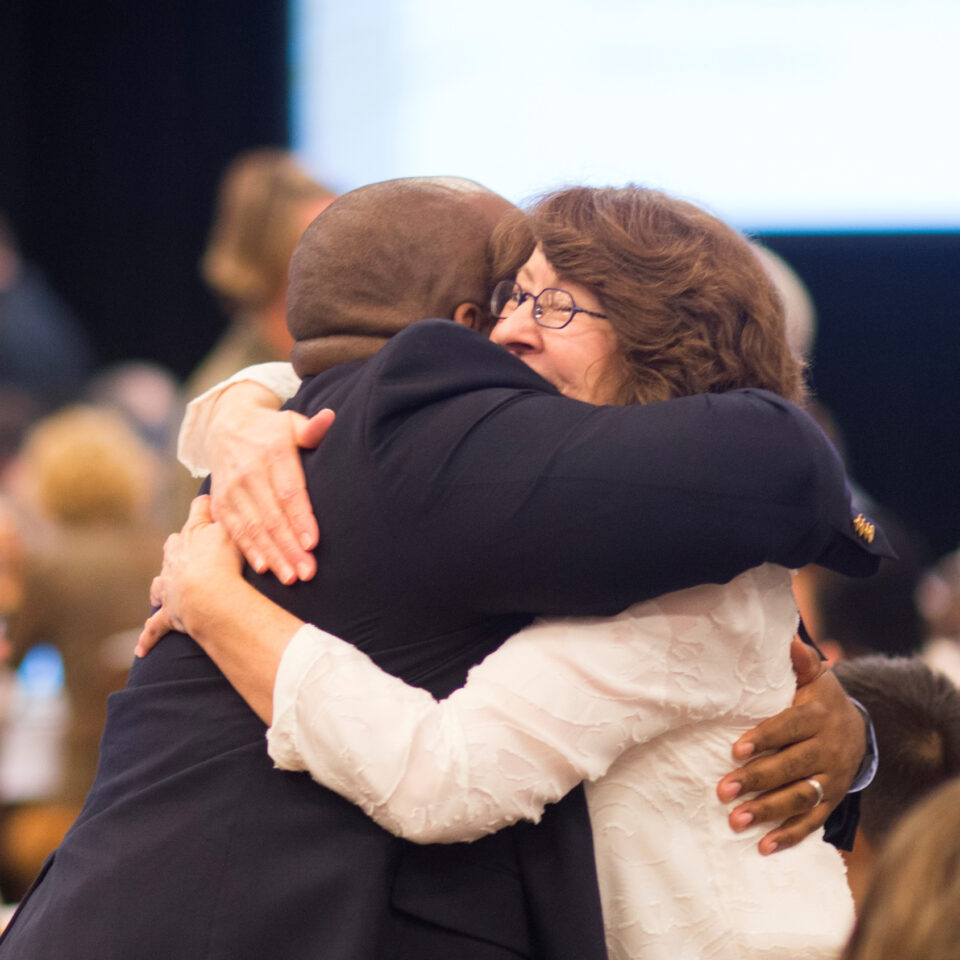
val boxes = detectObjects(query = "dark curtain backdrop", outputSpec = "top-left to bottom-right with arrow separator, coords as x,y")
757,232 -> 960,558
0,0 -> 289,380
1,2 -> 958,556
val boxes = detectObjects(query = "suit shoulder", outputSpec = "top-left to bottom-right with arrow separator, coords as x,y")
284,358 -> 365,415
367,319 -> 556,399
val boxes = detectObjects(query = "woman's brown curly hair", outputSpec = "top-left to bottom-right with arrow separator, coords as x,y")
491,186 -> 806,406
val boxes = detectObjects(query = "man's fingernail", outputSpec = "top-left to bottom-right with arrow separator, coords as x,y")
735,741 -> 756,759
719,780 -> 742,802
251,555 -> 266,573
761,840 -> 779,856
296,562 -> 313,580
731,810 -> 754,830
300,533 -> 314,550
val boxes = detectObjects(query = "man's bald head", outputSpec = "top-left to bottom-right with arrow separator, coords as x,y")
288,177 -> 515,376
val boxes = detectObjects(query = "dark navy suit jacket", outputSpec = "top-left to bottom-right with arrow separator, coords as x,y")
0,321 -> 890,960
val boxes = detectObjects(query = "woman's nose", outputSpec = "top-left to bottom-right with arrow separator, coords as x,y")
489,301 -> 541,353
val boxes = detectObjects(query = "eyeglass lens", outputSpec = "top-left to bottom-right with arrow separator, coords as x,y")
533,289 -> 574,328
491,282 -> 576,328
491,281 -> 522,317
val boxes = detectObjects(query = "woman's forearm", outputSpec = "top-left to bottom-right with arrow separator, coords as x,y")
180,573 -> 303,726
265,609 -> 696,844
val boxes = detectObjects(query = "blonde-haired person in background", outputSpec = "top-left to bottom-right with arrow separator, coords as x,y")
840,775 -> 960,960
194,148 -> 336,391
0,405 -> 164,898
176,149 -> 335,522
14,405 -> 154,524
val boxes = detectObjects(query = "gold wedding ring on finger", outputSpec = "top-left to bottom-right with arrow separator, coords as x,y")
805,777 -> 825,808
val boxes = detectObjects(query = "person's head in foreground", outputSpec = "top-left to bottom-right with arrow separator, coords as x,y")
286,176 -> 515,374
487,185 -> 805,406
833,655 -> 960,911
840,775 -> 960,960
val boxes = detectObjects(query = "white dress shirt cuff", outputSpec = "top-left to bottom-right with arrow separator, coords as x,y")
267,623 -> 334,771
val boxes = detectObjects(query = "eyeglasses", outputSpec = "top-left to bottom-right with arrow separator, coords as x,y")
490,280 -> 607,330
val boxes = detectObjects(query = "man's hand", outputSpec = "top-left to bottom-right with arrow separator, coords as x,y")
717,638 -> 866,854
204,382 -> 334,584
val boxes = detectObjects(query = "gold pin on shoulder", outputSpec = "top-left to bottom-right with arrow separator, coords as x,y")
852,513 -> 876,544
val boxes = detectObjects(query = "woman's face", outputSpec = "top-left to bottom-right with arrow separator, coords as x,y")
489,248 -> 620,404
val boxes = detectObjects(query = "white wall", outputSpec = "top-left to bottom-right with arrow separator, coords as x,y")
291,0 -> 960,230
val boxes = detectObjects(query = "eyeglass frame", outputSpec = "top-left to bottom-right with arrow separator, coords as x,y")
490,280 -> 608,330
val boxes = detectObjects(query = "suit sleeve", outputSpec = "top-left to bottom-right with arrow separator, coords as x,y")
361,322 -> 890,619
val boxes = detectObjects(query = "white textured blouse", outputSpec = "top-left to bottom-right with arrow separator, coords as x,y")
267,565 -> 854,960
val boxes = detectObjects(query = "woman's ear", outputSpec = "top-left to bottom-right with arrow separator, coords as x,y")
452,302 -> 482,330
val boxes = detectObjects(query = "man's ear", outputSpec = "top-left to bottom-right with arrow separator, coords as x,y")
452,302 -> 483,330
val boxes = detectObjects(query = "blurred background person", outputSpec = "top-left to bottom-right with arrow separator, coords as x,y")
0,212 -> 95,406
833,656 -> 960,912
840,775 -> 960,960
0,405 -> 164,900
0,211 -> 96,480
83,361 -> 182,528
751,242 -> 817,364
917,547 -> 960,687
795,526 -> 927,663
186,148 -> 335,400
0,503 -> 22,637
174,148 -> 335,522
84,361 -> 181,462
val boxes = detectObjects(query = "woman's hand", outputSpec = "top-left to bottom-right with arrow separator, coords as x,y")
717,638 -> 866,854
204,382 -> 335,585
136,496 -> 243,656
